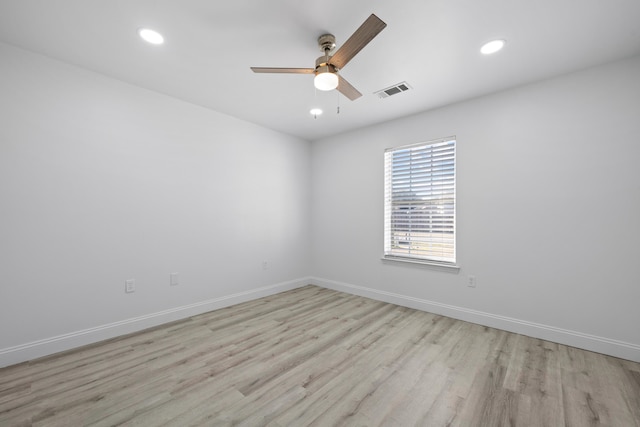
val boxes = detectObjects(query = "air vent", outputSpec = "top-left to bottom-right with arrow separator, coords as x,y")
375,82 -> 412,99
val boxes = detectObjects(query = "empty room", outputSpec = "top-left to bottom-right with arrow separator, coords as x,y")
1,1 -> 639,425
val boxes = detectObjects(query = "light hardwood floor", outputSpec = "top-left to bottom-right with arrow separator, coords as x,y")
1,285 -> 639,426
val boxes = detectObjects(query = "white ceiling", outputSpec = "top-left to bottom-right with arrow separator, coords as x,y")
1,0 -> 639,141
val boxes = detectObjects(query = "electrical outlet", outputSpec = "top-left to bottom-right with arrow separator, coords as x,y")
170,272 -> 179,286
125,279 -> 135,293
467,275 -> 476,288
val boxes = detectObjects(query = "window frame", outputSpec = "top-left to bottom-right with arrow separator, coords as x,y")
383,136 -> 458,269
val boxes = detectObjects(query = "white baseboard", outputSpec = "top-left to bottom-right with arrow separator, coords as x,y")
0,278 -> 310,368
310,277 -> 640,363
4,276 -> 637,368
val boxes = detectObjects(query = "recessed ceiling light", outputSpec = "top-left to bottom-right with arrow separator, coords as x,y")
310,108 -> 323,118
138,28 -> 164,45
481,39 -> 505,55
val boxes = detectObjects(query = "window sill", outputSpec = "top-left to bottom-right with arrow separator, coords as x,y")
381,255 -> 460,273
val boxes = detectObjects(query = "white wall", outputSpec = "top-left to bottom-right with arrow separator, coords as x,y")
0,43 -> 311,366
310,55 -> 640,361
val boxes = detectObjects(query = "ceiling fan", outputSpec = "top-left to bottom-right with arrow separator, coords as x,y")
251,14 -> 387,101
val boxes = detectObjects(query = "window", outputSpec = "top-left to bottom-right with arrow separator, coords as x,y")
384,137 -> 456,265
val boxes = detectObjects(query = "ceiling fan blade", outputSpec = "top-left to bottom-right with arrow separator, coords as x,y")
250,67 -> 315,74
337,75 -> 362,100
331,14 -> 387,70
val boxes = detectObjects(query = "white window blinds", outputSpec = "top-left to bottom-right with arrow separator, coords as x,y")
384,138 -> 456,264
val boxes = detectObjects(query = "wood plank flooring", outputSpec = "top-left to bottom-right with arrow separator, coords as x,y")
1,285 -> 639,426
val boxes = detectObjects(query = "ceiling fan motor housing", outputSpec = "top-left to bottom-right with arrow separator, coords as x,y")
315,57 -> 338,74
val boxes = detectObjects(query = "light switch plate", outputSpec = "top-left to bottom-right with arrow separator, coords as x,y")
170,272 -> 179,286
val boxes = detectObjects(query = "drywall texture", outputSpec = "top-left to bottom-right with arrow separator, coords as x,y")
311,55 -> 640,350
0,43 -> 311,352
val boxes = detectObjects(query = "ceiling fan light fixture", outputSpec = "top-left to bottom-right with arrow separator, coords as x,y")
314,67 -> 339,91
